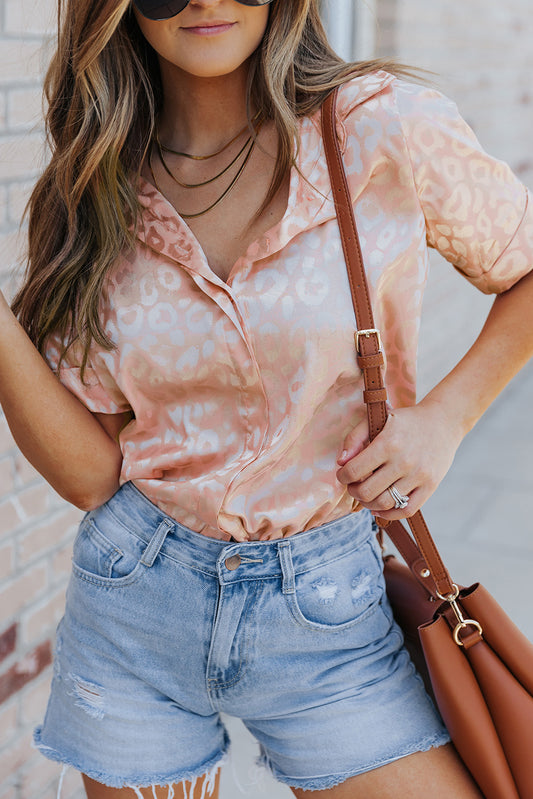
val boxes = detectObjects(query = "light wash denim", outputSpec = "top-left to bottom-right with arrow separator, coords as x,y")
34,481 -> 449,794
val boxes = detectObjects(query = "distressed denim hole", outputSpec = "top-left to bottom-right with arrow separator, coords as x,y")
311,577 -> 339,604
67,674 -> 105,720
351,573 -> 373,604
289,540 -> 382,627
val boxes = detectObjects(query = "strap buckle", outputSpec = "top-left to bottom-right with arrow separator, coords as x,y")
355,328 -> 382,354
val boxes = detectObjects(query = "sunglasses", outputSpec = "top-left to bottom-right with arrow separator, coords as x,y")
133,0 -> 274,22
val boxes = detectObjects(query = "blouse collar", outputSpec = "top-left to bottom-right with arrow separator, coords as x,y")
134,70 -> 395,279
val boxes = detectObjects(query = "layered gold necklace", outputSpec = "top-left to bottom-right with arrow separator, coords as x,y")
149,116 -> 262,219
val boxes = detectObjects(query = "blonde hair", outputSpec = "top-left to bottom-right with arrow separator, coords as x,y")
13,0 -> 418,369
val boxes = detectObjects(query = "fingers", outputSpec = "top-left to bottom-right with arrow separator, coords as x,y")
337,418 -> 370,467
368,487 -> 425,521
336,405 -> 457,520
345,476 -> 430,519
345,473 -> 415,513
337,414 -> 397,482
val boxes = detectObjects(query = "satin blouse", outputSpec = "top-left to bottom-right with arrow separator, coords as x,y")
46,71 -> 533,541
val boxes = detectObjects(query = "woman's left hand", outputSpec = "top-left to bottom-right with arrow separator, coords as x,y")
336,399 -> 464,520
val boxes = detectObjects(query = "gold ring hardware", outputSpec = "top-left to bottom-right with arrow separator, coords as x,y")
436,584 -> 484,646
355,328 -> 382,354
436,584 -> 460,603
453,620 -> 484,647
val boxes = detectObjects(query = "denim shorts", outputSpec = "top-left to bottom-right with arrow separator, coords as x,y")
34,481 -> 449,794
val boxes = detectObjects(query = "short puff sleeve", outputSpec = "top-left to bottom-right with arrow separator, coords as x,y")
394,80 -> 533,294
45,334 -> 130,415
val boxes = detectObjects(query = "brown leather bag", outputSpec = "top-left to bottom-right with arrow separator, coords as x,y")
321,87 -> 533,799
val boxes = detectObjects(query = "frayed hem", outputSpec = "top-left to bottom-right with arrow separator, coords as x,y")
258,731 -> 451,791
33,725 -> 229,795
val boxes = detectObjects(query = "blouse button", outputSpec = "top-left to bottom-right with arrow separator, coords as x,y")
225,555 -> 241,571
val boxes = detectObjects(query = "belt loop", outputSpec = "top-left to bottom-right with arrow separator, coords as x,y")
277,541 -> 295,595
141,519 -> 174,567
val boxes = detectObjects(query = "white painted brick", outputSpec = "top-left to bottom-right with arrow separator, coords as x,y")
19,670 -> 52,728
4,0 -> 57,37
0,783 -> 17,799
0,135 -> 46,181
0,563 -> 48,626
16,482 -> 50,525
39,786 -> 62,799
8,181 -> 34,225
0,699 -> 18,749
0,185 -> 8,226
0,230 -> 26,274
0,496 -> 24,539
20,756 -> 59,799
0,729 -> 35,785
0,540 -> 15,581
0,415 -> 16,455
0,92 -> 7,132
20,587 -> 66,646
13,452 -> 41,489
60,768 -> 85,799
17,504 -> 80,566
7,88 -> 44,131
51,538 -> 75,584
0,40 -> 46,85
18,513 -> 62,565
0,271 -> 21,303
0,458 -> 15,499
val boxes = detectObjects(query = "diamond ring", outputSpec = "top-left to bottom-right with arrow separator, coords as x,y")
388,485 -> 410,510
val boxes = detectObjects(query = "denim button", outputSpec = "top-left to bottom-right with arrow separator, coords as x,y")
225,555 -> 241,571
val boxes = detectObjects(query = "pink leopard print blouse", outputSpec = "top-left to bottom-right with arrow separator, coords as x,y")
47,72 -> 533,541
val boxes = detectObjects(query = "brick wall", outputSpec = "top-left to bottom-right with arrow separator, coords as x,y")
1,2 -> 532,798
0,1 -> 85,797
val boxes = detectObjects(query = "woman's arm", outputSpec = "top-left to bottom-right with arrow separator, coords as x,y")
0,291 -> 126,511
336,268 -> 533,518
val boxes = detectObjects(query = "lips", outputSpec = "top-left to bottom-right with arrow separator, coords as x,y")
181,21 -> 236,35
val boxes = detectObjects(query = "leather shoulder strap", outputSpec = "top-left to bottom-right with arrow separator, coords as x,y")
321,88 -> 455,599
320,90 -> 387,441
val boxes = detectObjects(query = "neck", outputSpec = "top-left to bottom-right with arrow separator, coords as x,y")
157,61 -> 253,156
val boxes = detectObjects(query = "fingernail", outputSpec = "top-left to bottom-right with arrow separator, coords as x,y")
338,450 -> 348,464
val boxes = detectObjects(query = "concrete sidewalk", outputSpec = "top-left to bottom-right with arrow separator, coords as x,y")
219,358 -> 533,798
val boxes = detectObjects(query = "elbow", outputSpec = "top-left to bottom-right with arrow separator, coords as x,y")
41,445 -> 124,512
62,474 -> 121,512
72,494 -> 112,513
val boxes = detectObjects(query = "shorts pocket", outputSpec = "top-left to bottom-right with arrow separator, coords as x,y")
71,514 -> 146,588
285,535 -> 385,631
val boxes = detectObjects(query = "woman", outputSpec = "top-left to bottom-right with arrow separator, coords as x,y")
3,0 -> 533,796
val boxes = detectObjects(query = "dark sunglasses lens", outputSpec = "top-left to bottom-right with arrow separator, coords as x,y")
133,1 -> 188,21
133,0 -> 274,20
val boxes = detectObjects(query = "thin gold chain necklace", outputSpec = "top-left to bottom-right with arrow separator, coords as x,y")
159,112 -> 261,160
148,135 -> 257,220
155,131 -> 253,189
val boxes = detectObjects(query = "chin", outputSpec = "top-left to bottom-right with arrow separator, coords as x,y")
185,66 -> 241,79
176,58 -> 250,80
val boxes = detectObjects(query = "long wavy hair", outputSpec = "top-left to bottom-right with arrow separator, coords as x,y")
13,0 -> 418,371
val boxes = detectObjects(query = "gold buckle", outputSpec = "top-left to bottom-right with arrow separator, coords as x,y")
355,328 -> 382,354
